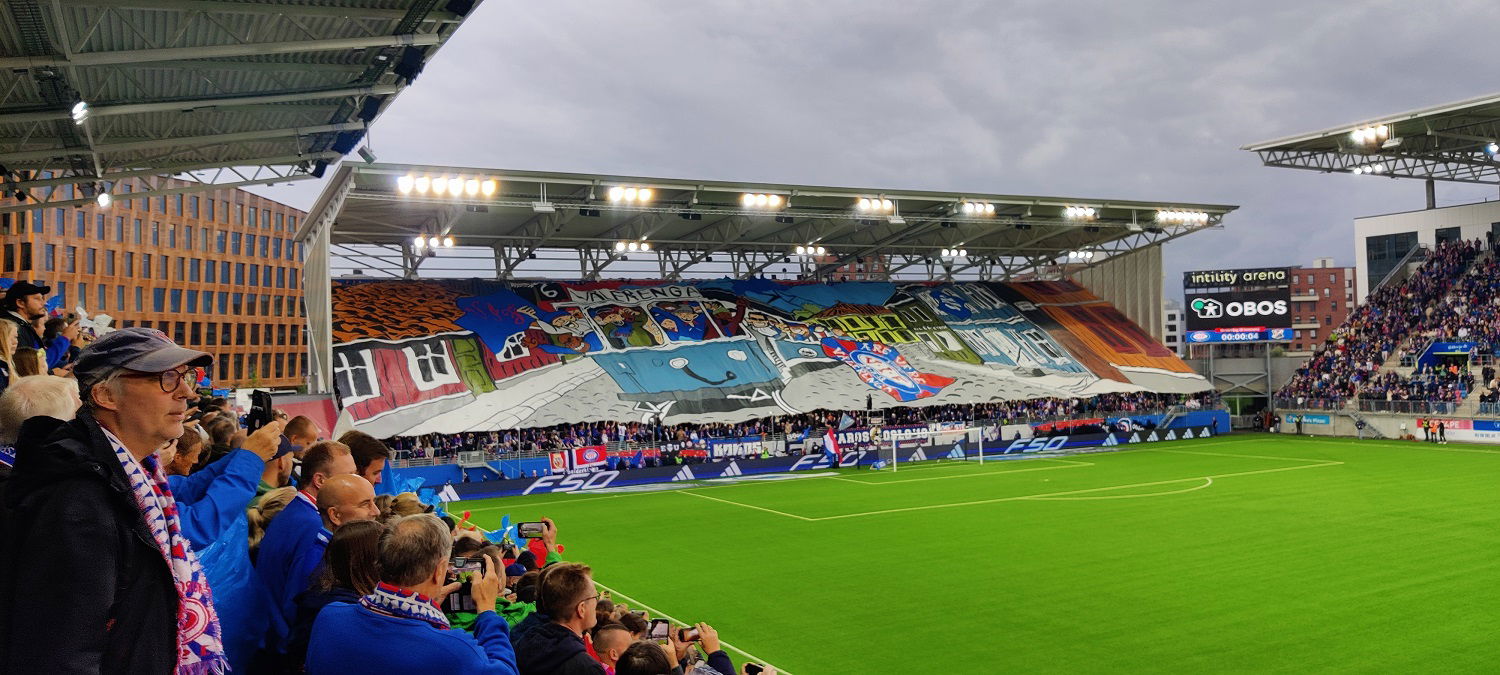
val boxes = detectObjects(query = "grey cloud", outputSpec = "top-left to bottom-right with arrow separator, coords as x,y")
256,0 -> 1500,296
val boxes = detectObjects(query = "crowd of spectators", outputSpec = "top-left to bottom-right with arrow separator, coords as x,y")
0,318 -> 766,674
389,390 -> 1221,462
1279,240 -> 1482,407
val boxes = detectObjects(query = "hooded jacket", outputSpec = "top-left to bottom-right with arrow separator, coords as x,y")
0,409 -> 180,674
514,621 -> 606,675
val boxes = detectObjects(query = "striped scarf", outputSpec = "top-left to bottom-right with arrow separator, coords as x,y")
106,429 -> 226,674
360,582 -> 451,629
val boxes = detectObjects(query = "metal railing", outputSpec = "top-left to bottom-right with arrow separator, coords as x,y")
1372,243 -> 1429,295
383,404 -> 1228,468
1355,399 -> 1459,415
1274,396 -> 1347,411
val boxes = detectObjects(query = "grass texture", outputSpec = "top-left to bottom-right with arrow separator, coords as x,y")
456,435 -> 1500,674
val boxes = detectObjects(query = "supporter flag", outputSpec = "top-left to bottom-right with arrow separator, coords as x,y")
822,428 -> 840,468
570,445 -> 607,471
549,451 -> 568,474
632,449 -> 644,468
838,413 -> 857,430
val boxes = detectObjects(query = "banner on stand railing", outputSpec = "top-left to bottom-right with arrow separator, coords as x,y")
449,425 -> 1221,498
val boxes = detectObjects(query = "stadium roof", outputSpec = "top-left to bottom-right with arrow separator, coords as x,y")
1243,91 -> 1500,184
298,162 -> 1238,282
0,0 -> 483,214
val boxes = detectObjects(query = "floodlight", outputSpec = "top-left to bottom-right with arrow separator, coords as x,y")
397,175 -> 415,194
414,176 -> 430,194
624,187 -> 638,201
614,241 -> 626,252
628,242 -> 639,251
942,248 -> 952,257
428,236 -> 441,247
71,101 -> 89,124
858,198 -> 872,211
796,245 -> 806,255
413,236 -> 425,249
609,187 -> 625,201
816,246 -> 826,255
958,249 -> 967,257
96,192 -> 111,209
448,177 -> 465,195
768,194 -> 782,207
881,199 -> 893,211
742,193 -> 757,206
640,242 -> 651,252
1488,142 -> 1499,155
755,194 -> 769,207
465,179 -> 479,196
637,188 -> 653,202
443,236 -> 454,247
481,179 -> 498,196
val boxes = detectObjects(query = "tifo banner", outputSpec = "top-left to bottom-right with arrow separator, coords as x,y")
330,278 -> 1208,436
447,425 -> 1221,498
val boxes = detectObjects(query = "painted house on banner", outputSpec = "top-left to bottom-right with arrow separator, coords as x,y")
330,280 -> 561,434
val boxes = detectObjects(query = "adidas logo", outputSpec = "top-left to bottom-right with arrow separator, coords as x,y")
1128,433 -> 1141,444
946,446 -> 965,460
909,449 -> 927,462
1102,434 -> 1120,446
1165,430 -> 1177,441
1182,429 -> 1195,439
1146,431 -> 1160,442
671,466 -> 696,482
720,462 -> 743,477
1202,427 -> 1213,437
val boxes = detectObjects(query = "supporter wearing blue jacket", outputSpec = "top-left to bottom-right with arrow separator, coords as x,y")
167,437 -> 268,549
255,440 -> 355,647
306,515 -> 516,674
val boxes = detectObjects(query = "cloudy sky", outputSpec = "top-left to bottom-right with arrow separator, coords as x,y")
257,0 -> 1500,300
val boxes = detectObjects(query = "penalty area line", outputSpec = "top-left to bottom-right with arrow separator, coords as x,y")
678,489 -> 815,521
812,460 -> 1343,521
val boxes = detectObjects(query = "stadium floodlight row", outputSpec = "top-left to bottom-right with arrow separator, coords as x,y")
1243,90 -> 1500,186
297,162 -> 1238,283
0,1 -> 484,214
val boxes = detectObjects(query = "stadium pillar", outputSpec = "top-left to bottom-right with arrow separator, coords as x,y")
1426,179 -> 1436,210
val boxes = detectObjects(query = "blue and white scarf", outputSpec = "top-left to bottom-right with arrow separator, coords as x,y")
360,582 -> 451,629
105,428 -> 226,673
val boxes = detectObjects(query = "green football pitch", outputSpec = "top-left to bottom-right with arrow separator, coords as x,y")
455,435 -> 1500,674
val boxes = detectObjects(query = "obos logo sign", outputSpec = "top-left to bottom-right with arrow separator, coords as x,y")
1191,297 -> 1286,319
1184,289 -> 1291,331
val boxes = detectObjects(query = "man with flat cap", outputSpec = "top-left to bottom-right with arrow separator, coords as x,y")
2,281 -> 49,351
0,327 -> 282,673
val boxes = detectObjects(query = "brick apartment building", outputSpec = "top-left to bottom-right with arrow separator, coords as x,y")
1,177 -> 308,389
1289,257 -> 1355,355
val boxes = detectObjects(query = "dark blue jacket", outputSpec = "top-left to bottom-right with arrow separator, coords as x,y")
513,622 -> 605,675
254,493 -> 323,647
166,448 -> 262,550
287,586 -> 360,671
306,602 -> 518,674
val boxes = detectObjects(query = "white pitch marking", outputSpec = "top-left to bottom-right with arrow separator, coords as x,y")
811,460 -> 1343,521
1022,476 -> 1214,500
679,489 -> 815,521
835,457 -> 1095,485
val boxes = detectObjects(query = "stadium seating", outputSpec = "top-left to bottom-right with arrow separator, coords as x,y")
1280,240 -> 1483,410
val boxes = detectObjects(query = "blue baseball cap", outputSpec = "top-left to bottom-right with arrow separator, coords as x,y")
73,327 -> 213,388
